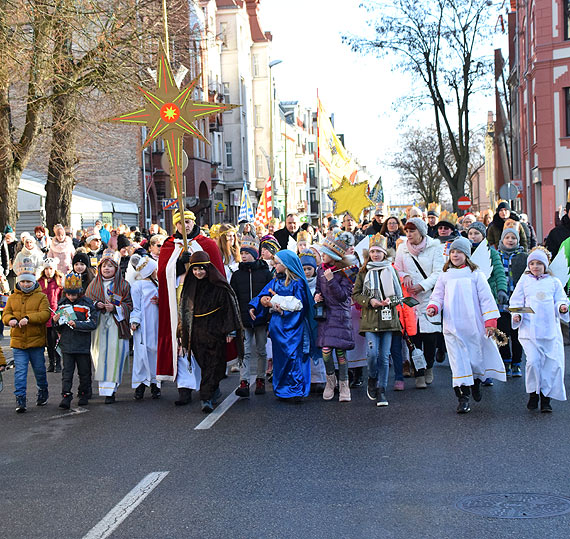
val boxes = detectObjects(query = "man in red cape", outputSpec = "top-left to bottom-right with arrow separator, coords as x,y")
156,209 -> 224,405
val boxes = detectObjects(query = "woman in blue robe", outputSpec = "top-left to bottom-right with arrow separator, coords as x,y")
249,250 -> 317,401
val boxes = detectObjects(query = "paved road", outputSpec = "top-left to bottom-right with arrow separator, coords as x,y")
1,341 -> 570,539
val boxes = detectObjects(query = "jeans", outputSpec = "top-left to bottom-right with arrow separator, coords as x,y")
239,326 -> 268,381
13,347 -> 48,398
390,332 -> 404,382
365,331 -> 392,389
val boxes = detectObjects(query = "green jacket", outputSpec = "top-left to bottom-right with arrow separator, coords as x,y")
488,246 -> 508,300
352,270 -> 402,334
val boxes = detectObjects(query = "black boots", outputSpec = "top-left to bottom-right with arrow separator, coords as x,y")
36,388 -> 49,406
471,378 -> 482,402
174,388 -> 192,406
59,393 -> 73,410
134,384 -> 145,400
47,360 -> 55,373
150,383 -> 161,399
104,393 -> 116,404
77,393 -> 89,406
540,393 -> 552,413
527,392 -> 539,410
527,392 -> 553,412
350,367 -> 364,388
454,386 -> 471,414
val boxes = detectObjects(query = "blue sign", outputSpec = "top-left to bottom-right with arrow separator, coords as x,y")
162,198 -> 179,210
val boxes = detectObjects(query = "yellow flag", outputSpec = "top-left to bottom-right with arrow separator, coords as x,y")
317,98 -> 358,188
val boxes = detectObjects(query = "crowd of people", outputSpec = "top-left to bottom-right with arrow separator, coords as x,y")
0,200 -> 569,415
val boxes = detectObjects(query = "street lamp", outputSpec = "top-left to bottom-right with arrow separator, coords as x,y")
268,59 -> 282,219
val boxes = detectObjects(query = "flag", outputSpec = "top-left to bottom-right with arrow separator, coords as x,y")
254,178 -> 272,227
317,97 -> 358,188
369,176 -> 384,204
238,181 -> 255,223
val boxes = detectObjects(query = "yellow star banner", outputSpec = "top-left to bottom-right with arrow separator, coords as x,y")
328,177 -> 372,221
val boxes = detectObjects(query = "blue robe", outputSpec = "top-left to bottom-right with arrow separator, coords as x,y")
250,276 -> 313,398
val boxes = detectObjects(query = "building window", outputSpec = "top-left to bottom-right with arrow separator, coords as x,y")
254,105 -> 262,127
252,55 -> 259,77
222,82 -> 230,108
220,23 -> 227,48
565,88 -> 570,136
256,154 -> 263,178
565,0 -> 570,40
225,142 -> 232,168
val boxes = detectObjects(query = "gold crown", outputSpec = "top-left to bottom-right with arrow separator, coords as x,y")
369,233 -> 388,252
438,210 -> 458,226
64,272 -> 83,291
100,248 -> 120,265
427,202 -> 441,213
209,223 -> 222,239
297,230 -> 312,244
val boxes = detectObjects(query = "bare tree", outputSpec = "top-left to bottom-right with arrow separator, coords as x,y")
344,0 -> 496,211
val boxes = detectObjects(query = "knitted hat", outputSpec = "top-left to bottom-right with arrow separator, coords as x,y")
299,249 -> 317,269
14,256 -> 37,283
72,252 -> 91,268
468,222 -> 487,238
172,210 -> 196,226
99,248 -> 120,266
369,233 -> 388,254
259,235 -> 280,256
497,201 -> 510,212
21,231 -> 33,243
43,257 -> 58,270
527,248 -> 549,269
500,227 -> 520,242
449,237 -> 472,258
117,234 -> 131,251
404,217 -> 428,238
240,237 -> 259,260
321,231 -> 354,261
86,227 -> 101,244
63,272 -> 83,293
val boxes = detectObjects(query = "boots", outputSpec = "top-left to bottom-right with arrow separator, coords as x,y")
349,367 -> 364,388
540,393 -> 552,413
415,375 -> 427,389
425,368 -> 434,384
134,383 -> 146,400
174,388 -> 192,406
77,392 -> 89,406
367,377 -> 378,401
104,393 -> 116,404
36,388 -> 49,406
454,386 -> 471,414
47,359 -> 55,373
471,378 -> 482,402
15,396 -> 27,413
54,357 -> 62,373
339,379 -> 351,402
323,374 -> 337,401
376,387 -> 388,407
527,392 -> 539,410
150,383 -> 161,399
59,393 -> 73,410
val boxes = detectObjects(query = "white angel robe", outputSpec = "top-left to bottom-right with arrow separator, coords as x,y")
510,274 -> 569,401
428,267 -> 506,387
130,279 -> 160,388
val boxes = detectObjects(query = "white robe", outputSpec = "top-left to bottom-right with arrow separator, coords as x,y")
130,279 -> 160,388
510,273 -> 569,400
428,267 -> 506,387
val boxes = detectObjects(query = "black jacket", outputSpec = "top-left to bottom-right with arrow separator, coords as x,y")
274,227 -> 298,250
363,220 -> 382,236
230,259 -> 273,327
56,295 -> 99,354
545,214 -> 570,256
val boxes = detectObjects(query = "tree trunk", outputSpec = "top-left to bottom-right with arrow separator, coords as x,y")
0,166 -> 22,230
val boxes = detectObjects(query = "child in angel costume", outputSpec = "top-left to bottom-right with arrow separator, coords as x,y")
509,247 -> 569,412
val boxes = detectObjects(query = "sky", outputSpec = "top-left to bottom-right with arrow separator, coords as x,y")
258,0 -> 507,204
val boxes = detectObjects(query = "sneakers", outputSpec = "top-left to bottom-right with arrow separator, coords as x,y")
415,376 -> 427,389
376,387 -> 388,407
59,393 -> 73,410
36,388 -> 49,406
174,388 -> 192,406
456,397 -> 471,414
425,368 -> 434,385
339,379 -> 351,402
367,377 -> 378,401
393,380 -> 405,391
512,364 -> 522,377
471,379 -> 482,402
540,393 -> 552,413
235,380 -> 250,398
15,396 -> 26,413
323,374 -> 337,401
134,384 -> 146,400
47,361 -> 55,373
201,400 -> 214,413
504,361 -> 512,377
349,367 -> 364,388
78,394 -> 89,406
150,383 -> 161,399
527,392 -> 539,410
254,378 -> 266,395
482,378 -> 494,386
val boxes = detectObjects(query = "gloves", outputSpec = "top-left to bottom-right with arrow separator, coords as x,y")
179,250 -> 191,265
497,290 -> 509,305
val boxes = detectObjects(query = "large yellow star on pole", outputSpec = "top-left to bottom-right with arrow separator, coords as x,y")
328,177 -> 373,221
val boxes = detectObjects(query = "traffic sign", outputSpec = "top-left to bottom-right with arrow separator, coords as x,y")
499,182 -> 519,200
215,202 -> 226,212
457,196 -> 471,209
162,198 -> 179,210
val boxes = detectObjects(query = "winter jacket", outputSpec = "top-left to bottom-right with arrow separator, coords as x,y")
363,219 -> 383,237
397,284 -> 418,337
39,276 -> 62,327
394,236 -> 444,333
274,227 -> 299,250
2,284 -> 50,349
470,244 -> 508,301
487,213 -> 528,250
230,259 -> 273,328
545,213 -> 570,256
56,295 -> 99,354
315,265 -> 355,350
352,270 -> 401,334
47,236 -> 75,275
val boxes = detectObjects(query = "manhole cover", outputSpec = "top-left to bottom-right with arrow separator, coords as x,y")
456,493 -> 570,519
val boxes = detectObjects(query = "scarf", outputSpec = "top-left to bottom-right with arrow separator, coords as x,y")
407,237 -> 427,257
385,231 -> 401,250
498,241 -> 519,254
363,260 -> 403,300
16,281 -> 39,294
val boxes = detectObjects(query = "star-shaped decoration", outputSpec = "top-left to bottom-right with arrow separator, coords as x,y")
328,177 -> 373,221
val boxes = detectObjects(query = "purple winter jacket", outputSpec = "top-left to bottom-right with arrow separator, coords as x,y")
315,265 -> 355,350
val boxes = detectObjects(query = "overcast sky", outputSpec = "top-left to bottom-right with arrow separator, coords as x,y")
259,0 -> 507,204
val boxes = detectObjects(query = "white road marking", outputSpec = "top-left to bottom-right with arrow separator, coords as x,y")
82,471 -> 169,539
47,407 -> 89,420
194,376 -> 256,430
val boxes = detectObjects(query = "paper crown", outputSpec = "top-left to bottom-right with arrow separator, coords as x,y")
297,230 -> 312,244
172,209 -> 196,226
64,272 -> 83,292
240,237 -> 259,252
209,223 -> 222,239
369,233 -> 388,253
427,202 -> 441,215
85,227 -> 101,243
438,211 -> 458,227
14,256 -> 36,277
99,248 -> 120,265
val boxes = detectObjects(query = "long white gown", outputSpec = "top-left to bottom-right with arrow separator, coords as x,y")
510,273 -> 569,401
428,267 -> 506,387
